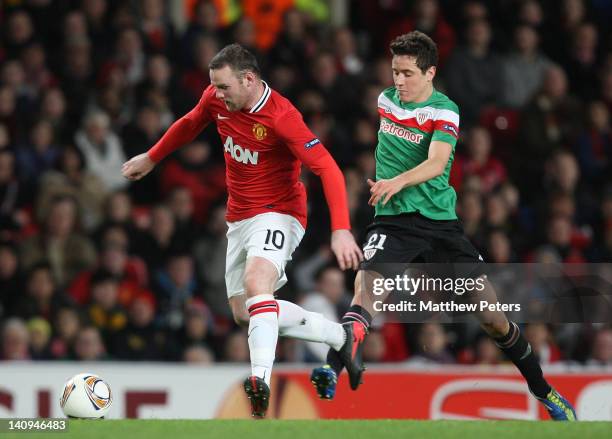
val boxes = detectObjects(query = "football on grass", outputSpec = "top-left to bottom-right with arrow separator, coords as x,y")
60,373 -> 112,419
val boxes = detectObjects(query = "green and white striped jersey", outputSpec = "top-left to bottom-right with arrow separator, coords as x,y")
375,87 -> 460,220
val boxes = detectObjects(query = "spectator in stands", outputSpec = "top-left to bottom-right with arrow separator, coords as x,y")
409,323 -> 456,364
524,323 -> 562,364
122,105 -> 164,159
20,42 -> 57,97
180,1 -> 222,66
445,18 -> 504,128
601,68 -> 612,115
74,111 -> 127,191
0,149 -> 30,238
110,290 -> 168,360
222,329 -> 249,362
20,195 -> 97,287
385,0 -> 456,67
183,344 -> 214,363
586,327 -> 612,366
12,262 -> 72,321
38,87 -> 70,143
297,265 -> 350,361
467,333 -> 503,365
193,204 -> 229,317
37,145 -> 108,232
166,186 -> 200,244
268,9 -> 311,74
456,190 -> 485,250
544,215 -> 586,262
138,0 -> 177,57
86,270 -> 128,338
545,0 -> 589,65
4,10 -> 36,60
519,65 -> 582,190
502,25 -> 551,108
542,150 -> 597,227
27,317 -> 52,360
73,326 -> 107,361
0,124 -> 10,150
362,330 -> 387,363
574,101 -> 611,184
159,141 -> 226,225
561,23 -> 600,100
333,27 -> 364,76
135,54 -> 187,120
69,232 -> 148,307
0,242 -> 21,318
49,306 -> 82,359
181,35 -> 219,101
15,119 -> 60,185
1,60 -> 36,113
486,230 -> 514,263
454,126 -> 507,194
60,37 -> 94,129
0,86 -> 21,142
0,317 -> 30,360
154,252 -> 199,330
132,204 -> 180,273
175,299 -> 216,361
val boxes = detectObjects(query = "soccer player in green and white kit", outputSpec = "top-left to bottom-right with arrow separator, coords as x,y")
310,31 -> 577,421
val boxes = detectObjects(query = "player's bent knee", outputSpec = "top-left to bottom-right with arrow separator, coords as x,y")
233,311 -> 249,327
228,295 -> 249,326
243,257 -> 279,297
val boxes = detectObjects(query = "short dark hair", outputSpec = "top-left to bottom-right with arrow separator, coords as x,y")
390,31 -> 438,73
209,43 -> 261,77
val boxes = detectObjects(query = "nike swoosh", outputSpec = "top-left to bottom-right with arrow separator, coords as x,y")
263,247 -> 279,251
520,343 -> 532,360
217,114 -> 230,120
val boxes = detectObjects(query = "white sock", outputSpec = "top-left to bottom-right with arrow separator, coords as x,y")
246,294 -> 279,386
277,299 -> 345,351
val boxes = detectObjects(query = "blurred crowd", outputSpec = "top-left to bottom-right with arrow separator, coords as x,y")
0,0 -> 611,367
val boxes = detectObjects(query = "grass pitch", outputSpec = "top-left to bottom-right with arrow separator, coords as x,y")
4,419 -> 611,439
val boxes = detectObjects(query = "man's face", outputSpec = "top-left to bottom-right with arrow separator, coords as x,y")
210,65 -> 250,112
392,55 -> 435,103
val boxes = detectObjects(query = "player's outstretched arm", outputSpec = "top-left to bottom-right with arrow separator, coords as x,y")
121,86 -> 213,181
331,229 -> 363,271
368,140 -> 452,206
122,152 -> 155,181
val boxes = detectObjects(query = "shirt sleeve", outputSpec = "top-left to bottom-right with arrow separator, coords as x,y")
147,85 -> 215,163
275,108 -> 351,231
431,103 -> 460,148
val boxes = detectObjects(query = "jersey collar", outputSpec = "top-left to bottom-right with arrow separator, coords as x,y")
249,81 -> 271,113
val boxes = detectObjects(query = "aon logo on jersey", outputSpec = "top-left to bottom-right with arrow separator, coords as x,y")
224,136 -> 259,165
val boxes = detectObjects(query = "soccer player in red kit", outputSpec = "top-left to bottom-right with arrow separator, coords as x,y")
122,44 -> 363,418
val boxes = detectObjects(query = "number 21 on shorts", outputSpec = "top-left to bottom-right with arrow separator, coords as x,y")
363,233 -> 386,260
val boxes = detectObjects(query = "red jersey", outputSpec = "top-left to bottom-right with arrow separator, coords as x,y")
148,82 -> 350,231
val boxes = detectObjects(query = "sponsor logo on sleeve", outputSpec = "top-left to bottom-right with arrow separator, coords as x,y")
304,138 -> 321,149
442,123 -> 458,137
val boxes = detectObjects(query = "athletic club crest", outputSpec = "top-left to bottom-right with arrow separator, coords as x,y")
364,248 -> 377,260
415,108 -> 434,125
252,123 -> 267,140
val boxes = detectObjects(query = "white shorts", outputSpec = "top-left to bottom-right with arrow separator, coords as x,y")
225,212 -> 305,298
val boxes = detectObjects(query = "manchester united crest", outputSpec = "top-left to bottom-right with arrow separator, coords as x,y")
252,123 -> 267,140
